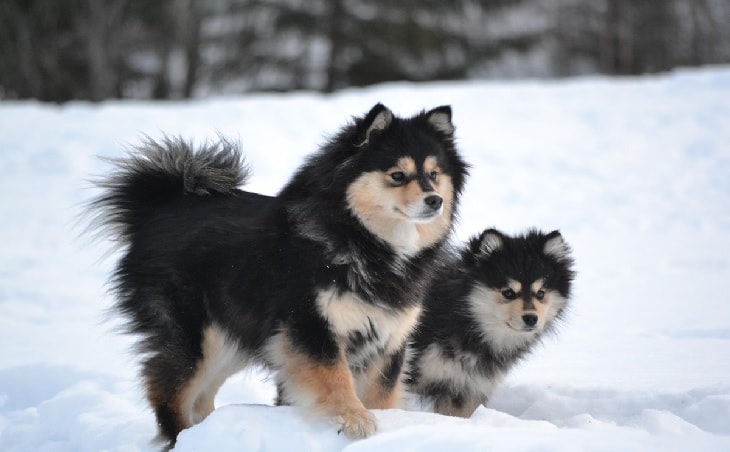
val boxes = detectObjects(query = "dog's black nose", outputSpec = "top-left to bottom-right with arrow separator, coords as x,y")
424,195 -> 443,211
522,314 -> 538,328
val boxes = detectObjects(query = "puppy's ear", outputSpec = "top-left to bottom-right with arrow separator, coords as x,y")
473,228 -> 504,257
426,105 -> 454,136
359,103 -> 393,146
543,230 -> 570,260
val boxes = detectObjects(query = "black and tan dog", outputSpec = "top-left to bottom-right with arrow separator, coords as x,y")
406,228 -> 575,417
87,104 -> 468,445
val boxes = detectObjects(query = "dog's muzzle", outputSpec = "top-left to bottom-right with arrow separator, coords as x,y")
424,195 -> 443,211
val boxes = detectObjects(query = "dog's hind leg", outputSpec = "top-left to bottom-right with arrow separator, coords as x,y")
143,324 -> 246,445
186,324 -> 248,423
142,352 -> 199,446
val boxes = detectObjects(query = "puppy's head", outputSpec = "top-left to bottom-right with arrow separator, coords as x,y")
465,229 -> 575,348
344,104 -> 468,254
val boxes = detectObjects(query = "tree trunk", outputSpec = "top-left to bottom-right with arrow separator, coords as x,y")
324,0 -> 346,93
181,0 -> 201,99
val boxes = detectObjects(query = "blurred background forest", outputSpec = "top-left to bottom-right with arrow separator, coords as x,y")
1,0 -> 729,102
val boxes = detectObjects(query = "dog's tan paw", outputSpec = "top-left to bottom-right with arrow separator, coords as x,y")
333,407 -> 377,439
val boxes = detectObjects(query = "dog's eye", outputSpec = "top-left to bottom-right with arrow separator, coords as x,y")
428,170 -> 439,181
535,290 -> 545,300
501,289 -> 517,300
390,171 -> 406,184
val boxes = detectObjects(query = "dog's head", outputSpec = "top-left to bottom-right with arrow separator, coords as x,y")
343,104 -> 468,255
464,229 -> 575,350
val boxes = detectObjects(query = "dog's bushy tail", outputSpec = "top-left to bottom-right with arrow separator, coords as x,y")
87,136 -> 249,247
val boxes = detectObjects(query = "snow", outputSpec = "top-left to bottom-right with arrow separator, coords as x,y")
1,67 -> 729,451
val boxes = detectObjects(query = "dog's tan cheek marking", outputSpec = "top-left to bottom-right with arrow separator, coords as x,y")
415,174 -> 454,248
346,172 -> 389,220
347,166 -> 453,253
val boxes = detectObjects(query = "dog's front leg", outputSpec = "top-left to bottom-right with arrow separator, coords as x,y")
360,345 -> 406,409
268,331 -> 377,439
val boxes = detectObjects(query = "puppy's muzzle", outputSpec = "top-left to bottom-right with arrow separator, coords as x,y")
521,313 -> 538,329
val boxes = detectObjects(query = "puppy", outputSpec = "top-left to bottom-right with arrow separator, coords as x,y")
406,228 -> 575,417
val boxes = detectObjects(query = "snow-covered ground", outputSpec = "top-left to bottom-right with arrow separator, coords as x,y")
1,67 -> 729,451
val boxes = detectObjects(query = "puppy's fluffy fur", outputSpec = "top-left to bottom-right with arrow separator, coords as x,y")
406,228 -> 575,417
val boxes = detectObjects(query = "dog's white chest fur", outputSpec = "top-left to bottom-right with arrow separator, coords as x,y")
316,287 -> 421,360
414,344 -> 505,400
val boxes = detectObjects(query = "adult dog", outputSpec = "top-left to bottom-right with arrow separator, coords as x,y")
88,104 -> 468,445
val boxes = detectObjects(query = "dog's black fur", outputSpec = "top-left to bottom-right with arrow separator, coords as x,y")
406,228 -> 575,417
87,104 -> 468,445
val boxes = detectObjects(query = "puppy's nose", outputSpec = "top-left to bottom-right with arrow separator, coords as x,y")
522,314 -> 538,328
424,195 -> 443,211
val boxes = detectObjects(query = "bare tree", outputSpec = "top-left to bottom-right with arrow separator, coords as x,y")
177,0 -> 203,98
323,0 -> 346,93
2,0 -> 730,101
83,0 -> 128,101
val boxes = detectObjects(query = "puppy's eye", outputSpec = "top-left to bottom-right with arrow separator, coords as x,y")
429,170 -> 439,181
535,290 -> 545,300
390,171 -> 406,183
501,289 -> 517,300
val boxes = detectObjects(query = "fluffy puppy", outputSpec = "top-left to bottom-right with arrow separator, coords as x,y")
406,228 -> 575,417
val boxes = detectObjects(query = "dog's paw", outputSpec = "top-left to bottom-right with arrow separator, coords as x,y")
333,407 -> 377,439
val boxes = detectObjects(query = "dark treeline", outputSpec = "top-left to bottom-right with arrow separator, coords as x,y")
1,0 -> 728,102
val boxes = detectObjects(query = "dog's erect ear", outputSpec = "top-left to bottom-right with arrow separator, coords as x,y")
359,103 -> 393,146
543,230 -> 570,260
475,228 -> 503,257
426,105 -> 454,136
